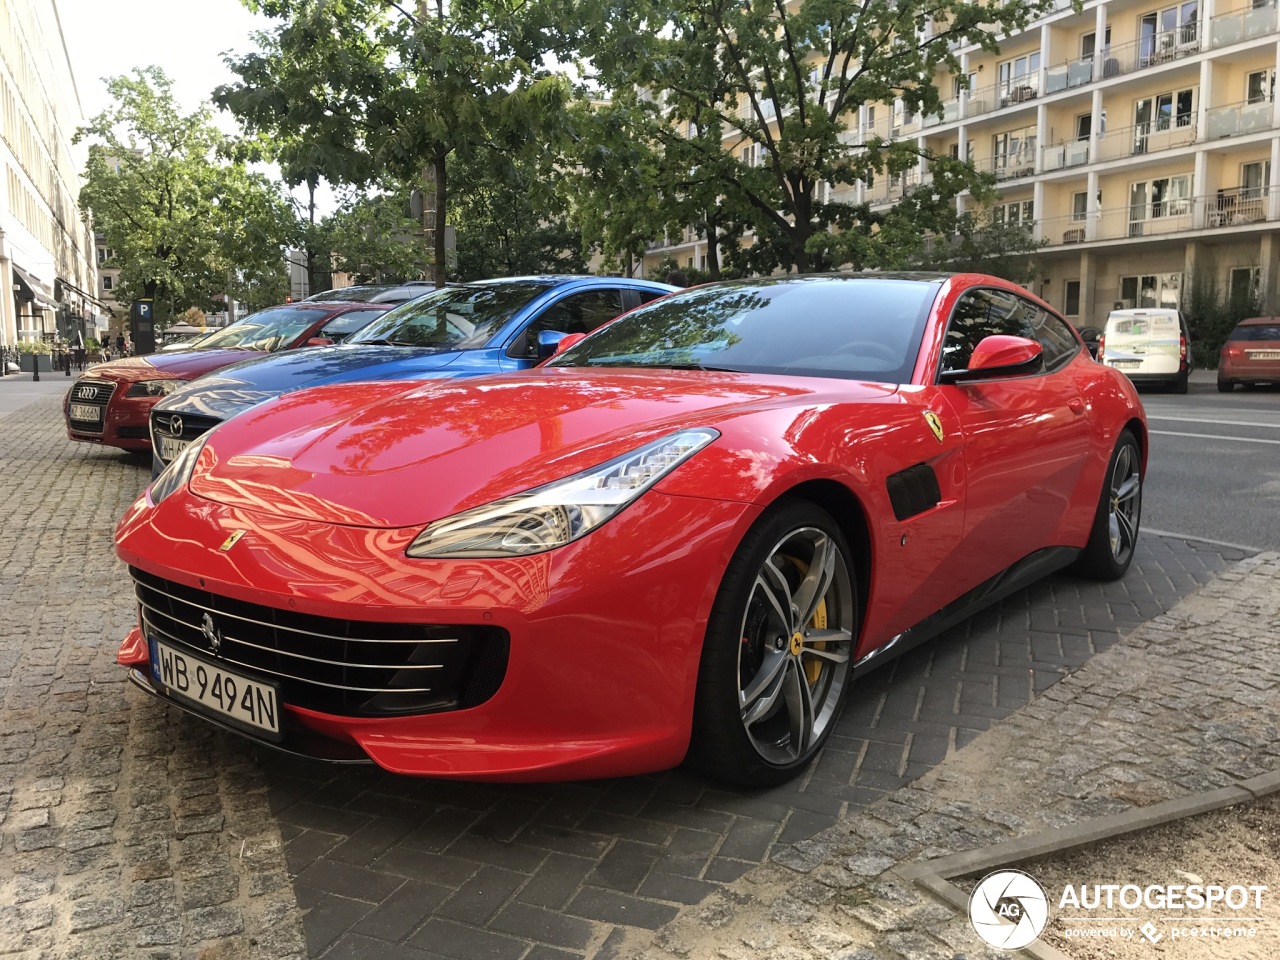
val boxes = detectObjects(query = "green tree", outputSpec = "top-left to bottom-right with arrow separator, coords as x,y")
580,0 -> 1050,274
901,207 -> 1045,283
76,67 -> 295,324
322,185 -> 425,283
225,0 -> 575,287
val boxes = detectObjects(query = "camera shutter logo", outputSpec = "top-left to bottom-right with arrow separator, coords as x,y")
969,869 -> 1050,949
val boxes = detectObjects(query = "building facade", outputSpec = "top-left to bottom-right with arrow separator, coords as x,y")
644,0 -> 1280,328
0,0 -> 100,349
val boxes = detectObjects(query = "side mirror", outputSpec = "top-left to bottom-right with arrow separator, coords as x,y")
939,335 -> 1043,384
536,329 -> 569,360
306,337 -> 335,347
538,330 -> 587,362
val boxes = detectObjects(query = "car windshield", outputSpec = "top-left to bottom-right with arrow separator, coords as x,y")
548,278 -> 937,383
194,306 -> 325,352
348,282 -> 553,349
320,310 -> 382,343
1230,323 -> 1280,341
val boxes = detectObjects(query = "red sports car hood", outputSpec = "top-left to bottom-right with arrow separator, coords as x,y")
95,349 -> 267,381
188,369 -> 897,528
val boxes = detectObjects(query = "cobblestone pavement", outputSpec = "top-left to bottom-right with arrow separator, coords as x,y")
623,551 -> 1280,960
0,390 -> 1252,960
0,394 -> 303,960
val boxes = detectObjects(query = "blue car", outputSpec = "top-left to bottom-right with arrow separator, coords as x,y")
148,275 -> 676,472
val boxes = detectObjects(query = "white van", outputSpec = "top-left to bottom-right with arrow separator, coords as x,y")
1098,307 -> 1192,393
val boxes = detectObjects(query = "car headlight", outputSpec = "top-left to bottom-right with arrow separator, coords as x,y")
148,436 -> 208,506
127,379 -> 187,398
406,428 -> 720,559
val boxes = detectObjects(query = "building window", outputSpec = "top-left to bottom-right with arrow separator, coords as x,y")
1247,70 -> 1275,104
102,276 -> 112,291
1081,27 -> 1112,59
1230,267 -> 1260,305
1065,280 -> 1081,317
1134,89 -> 1195,141
1242,160 -> 1271,196
1128,175 -> 1192,233
1119,273 -> 1181,309
992,199 -> 1034,224
998,52 -> 1041,102
1072,192 -> 1089,221
1075,114 -> 1092,141
1140,2 -> 1199,62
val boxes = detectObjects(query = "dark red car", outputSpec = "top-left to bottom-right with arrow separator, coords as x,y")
115,274 -> 1146,785
65,301 -> 390,452
1218,316 -> 1280,391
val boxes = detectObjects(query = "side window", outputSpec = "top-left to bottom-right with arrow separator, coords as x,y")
940,289 -> 1035,373
319,310 -> 377,344
635,288 -> 668,305
510,289 -> 625,358
1025,304 -> 1080,370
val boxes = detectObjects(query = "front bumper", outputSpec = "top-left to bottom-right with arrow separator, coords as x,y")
66,378 -> 162,451
115,486 -> 754,781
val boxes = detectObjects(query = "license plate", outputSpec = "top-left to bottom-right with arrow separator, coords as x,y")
148,638 -> 281,737
157,435 -> 190,462
1246,350 -> 1280,360
69,403 -> 101,421
1111,361 -> 1141,370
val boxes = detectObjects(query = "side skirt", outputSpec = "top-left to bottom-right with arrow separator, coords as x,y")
851,546 -> 1080,680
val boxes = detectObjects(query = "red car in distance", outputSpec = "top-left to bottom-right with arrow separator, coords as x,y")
1218,316 -> 1280,391
115,274 -> 1147,786
65,301 -> 391,452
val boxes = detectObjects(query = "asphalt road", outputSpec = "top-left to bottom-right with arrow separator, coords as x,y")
1138,377 -> 1280,552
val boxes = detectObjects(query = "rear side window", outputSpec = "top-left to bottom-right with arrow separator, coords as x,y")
1230,323 -> 1280,341
1027,306 -> 1080,370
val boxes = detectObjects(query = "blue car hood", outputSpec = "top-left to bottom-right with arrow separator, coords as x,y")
154,344 -> 469,421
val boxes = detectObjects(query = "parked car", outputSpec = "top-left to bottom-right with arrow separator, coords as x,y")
1217,316 -> 1280,391
303,281 -> 435,304
116,273 -> 1146,785
147,275 -> 676,471
65,301 -> 390,452
1097,307 -> 1191,392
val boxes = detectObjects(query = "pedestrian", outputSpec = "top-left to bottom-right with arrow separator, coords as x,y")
115,333 -> 126,357
666,269 -> 689,288
102,339 -> 111,363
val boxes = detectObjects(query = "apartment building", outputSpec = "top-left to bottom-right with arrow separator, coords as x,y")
0,0 -> 100,348
645,0 -> 1280,328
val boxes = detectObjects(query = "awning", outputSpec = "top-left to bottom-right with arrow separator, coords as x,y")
11,264 -> 59,310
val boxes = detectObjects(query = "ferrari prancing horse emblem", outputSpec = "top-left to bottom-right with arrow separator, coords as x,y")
219,530 -> 246,552
923,410 -> 944,443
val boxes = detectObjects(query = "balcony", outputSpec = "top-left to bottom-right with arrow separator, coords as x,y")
1044,57 -> 1097,96
1208,1 -> 1278,48
1094,26 -> 1200,81
866,170 -> 924,205
1102,119 -> 1199,160
975,150 -> 1036,181
1042,138 -> 1092,171
1205,98 -> 1275,139
1206,185 -> 1271,227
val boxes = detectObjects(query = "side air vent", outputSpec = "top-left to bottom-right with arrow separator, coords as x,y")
886,463 -> 942,521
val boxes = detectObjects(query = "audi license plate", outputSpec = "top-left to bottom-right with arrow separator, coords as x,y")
1248,350 -> 1280,360
158,435 -> 190,462
1111,360 -> 1141,370
148,638 -> 281,737
69,403 -> 101,422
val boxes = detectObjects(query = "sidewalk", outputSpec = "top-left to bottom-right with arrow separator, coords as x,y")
0,372 -> 73,420
620,551 -> 1280,959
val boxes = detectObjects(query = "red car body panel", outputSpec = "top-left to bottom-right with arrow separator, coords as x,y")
1218,316 -> 1280,386
114,274 -> 1147,781
64,303 -> 388,451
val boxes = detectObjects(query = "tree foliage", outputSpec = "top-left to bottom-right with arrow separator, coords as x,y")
76,67 -> 295,323
579,0 -> 1051,274
224,0 -> 576,286
321,185 -> 426,283
904,208 -> 1045,284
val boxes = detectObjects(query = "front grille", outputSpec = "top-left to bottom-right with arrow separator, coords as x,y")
117,425 -> 149,439
67,379 -> 114,433
150,410 -> 222,443
131,567 -> 509,717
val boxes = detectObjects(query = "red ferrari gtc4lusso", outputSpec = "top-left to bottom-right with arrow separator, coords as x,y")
115,274 -> 1146,785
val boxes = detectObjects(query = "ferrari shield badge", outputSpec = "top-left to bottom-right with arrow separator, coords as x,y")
923,410 -> 944,443
218,530 -> 247,552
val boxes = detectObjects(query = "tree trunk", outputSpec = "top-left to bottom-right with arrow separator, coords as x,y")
433,152 -> 447,288
305,179 -> 326,297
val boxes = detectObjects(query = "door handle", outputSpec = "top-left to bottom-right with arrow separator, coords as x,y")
1068,398 -> 1085,414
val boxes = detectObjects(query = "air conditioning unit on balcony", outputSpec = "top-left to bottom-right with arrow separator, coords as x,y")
1063,227 -> 1086,244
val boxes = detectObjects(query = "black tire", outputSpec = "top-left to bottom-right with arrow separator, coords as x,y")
1217,379 -> 1234,393
1070,429 -> 1142,581
687,500 -> 858,786
1172,374 -> 1189,394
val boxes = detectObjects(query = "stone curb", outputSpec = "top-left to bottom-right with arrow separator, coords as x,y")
894,769 -> 1280,960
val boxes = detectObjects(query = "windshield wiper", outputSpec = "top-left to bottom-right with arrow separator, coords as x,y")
355,338 -> 415,346
652,361 -> 742,373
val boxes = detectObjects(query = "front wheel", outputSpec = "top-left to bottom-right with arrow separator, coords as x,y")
687,501 -> 858,786
1070,429 -> 1142,580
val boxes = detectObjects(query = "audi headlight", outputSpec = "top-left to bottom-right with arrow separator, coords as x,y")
148,436 -> 208,506
127,379 -> 187,398
407,428 -> 719,559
